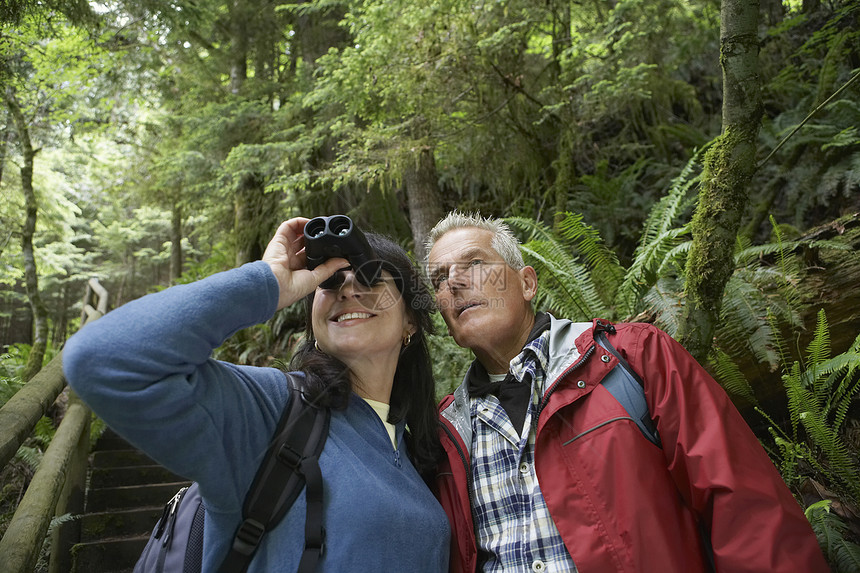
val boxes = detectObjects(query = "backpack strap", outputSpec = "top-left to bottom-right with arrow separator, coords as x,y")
593,322 -> 661,447
594,321 -> 716,573
219,373 -> 330,573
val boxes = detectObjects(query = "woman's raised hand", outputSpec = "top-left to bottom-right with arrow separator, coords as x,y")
263,218 -> 348,310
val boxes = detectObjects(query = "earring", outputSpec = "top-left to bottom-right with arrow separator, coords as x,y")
402,333 -> 413,347
314,340 -> 322,352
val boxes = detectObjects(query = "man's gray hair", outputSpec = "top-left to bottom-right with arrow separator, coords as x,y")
426,211 -> 525,270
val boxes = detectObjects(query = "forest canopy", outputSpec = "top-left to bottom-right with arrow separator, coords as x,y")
1,1 -> 858,378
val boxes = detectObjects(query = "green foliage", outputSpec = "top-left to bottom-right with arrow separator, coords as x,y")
758,312 -> 860,520
214,298 -> 309,366
755,1 -> 860,236
506,152 -> 853,414
805,501 -> 860,573
709,348 -> 758,406
0,345 -> 27,406
714,222 -> 851,380
428,312 -> 474,399
89,415 -> 107,450
32,415 -> 56,447
38,512 -> 81,570
507,214 -> 614,320
14,445 -> 42,473
506,150 -> 702,324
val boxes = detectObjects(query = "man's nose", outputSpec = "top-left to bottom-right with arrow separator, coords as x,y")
446,263 -> 472,290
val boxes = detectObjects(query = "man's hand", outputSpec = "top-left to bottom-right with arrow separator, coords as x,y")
262,218 -> 348,309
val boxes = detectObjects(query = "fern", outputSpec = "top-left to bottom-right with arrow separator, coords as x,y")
37,513 -> 82,571
614,151 -> 700,318
519,241 -> 608,320
33,416 -> 56,448
799,410 -> 860,502
805,501 -> 860,573
767,310 -> 794,393
820,355 -> 860,432
770,214 -> 805,319
784,360 -> 807,443
639,148 -> 703,245
654,240 -> 691,278
641,277 -> 684,337
716,273 -> 781,368
734,238 -> 851,265
764,310 -> 860,507
709,348 -> 758,405
15,445 -> 43,472
506,216 -> 611,320
507,150 -> 702,324
555,212 -> 625,303
89,415 -> 108,449
0,346 -> 27,407
616,225 -> 690,319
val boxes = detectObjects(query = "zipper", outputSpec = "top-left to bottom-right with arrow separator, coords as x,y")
562,416 -> 636,446
535,344 -> 595,420
161,486 -> 188,547
440,420 -> 475,511
357,396 -> 402,467
156,486 -> 187,543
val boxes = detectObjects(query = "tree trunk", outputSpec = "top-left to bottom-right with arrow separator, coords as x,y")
295,5 -> 349,71
234,174 -> 280,266
53,280 -> 69,347
170,201 -> 183,283
679,0 -> 762,362
5,87 -> 48,381
403,145 -> 444,263
228,0 -> 248,95
226,0 -> 275,267
0,120 -> 9,187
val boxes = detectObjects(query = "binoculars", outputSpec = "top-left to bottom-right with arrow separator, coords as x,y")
304,215 -> 382,287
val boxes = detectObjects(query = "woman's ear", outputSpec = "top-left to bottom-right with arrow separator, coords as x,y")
404,315 -> 417,336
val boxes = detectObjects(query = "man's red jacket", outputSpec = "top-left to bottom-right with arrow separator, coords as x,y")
436,317 -> 829,572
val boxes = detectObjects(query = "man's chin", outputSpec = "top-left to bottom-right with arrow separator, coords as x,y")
450,328 -> 486,354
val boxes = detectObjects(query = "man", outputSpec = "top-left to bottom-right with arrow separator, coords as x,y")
426,211 -> 828,573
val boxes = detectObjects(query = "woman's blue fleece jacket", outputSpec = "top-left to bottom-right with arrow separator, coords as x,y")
62,261 -> 450,572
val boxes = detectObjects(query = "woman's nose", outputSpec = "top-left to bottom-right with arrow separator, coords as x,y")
337,271 -> 361,298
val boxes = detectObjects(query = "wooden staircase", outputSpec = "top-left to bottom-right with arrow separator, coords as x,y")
69,430 -> 190,573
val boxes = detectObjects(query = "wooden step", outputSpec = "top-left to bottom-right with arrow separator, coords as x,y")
68,428 -> 187,572
85,481 -> 191,513
89,464 -> 185,488
92,435 -> 137,451
70,536 -> 149,573
90,448 -> 157,468
80,506 -> 164,542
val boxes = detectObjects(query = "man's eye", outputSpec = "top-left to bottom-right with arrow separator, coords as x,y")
432,275 -> 447,290
469,259 -> 483,266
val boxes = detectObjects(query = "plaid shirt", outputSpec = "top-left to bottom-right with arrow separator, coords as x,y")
470,330 -> 578,572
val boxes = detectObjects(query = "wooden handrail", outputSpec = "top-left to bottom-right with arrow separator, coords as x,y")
0,355 -> 66,469
0,277 -> 108,572
0,392 -> 90,572
80,277 -> 108,326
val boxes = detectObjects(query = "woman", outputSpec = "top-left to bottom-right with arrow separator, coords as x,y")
62,218 -> 450,572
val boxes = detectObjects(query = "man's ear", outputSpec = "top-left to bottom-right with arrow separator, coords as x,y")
520,266 -> 538,302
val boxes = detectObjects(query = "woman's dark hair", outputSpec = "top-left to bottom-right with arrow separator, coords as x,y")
289,233 -> 441,479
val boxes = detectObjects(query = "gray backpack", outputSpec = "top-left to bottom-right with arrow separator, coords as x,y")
134,379 -> 330,573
